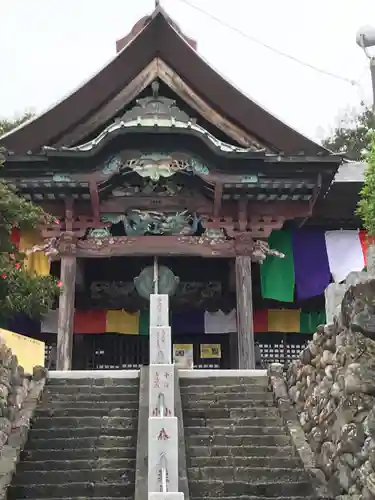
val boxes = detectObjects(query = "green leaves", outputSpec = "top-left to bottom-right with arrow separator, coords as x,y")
357,131 -> 375,236
0,262 -> 61,318
0,112 -> 35,137
323,106 -> 375,161
0,120 -> 60,318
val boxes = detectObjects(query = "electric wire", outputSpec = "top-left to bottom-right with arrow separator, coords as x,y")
177,0 -> 359,86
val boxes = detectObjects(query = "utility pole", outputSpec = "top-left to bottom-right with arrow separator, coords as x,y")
357,26 -> 375,109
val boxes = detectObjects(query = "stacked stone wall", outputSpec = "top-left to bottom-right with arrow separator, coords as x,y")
286,276 -> 375,499
0,336 -> 46,495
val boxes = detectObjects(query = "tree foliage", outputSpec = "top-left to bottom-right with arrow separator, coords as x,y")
0,115 -> 61,319
0,111 -> 34,137
357,132 -> 375,236
323,105 -> 375,161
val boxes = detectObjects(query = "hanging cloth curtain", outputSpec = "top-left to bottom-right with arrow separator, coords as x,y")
268,309 -> 300,333
325,230 -> 364,283
139,310 -> 150,336
19,232 -> 50,276
300,310 -> 327,333
74,310 -> 107,334
260,230 -> 295,302
292,229 -> 331,299
106,310 -> 140,335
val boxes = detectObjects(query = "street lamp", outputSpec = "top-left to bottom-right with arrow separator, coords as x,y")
356,26 -> 375,108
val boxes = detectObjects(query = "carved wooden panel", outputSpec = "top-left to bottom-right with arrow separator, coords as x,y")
75,235 -> 240,258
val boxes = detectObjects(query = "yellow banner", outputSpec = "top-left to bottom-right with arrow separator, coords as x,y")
0,329 -> 45,374
200,344 -> 221,359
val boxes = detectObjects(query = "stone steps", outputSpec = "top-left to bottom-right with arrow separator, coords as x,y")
181,376 -> 315,499
46,378 -> 139,387
11,468 -> 135,485
181,387 -> 271,395
188,445 -> 297,458
182,391 -> 272,400
183,407 -> 280,419
17,458 -> 136,471
187,467 -> 308,482
182,398 -> 275,408
37,399 -> 139,408
179,377 -> 269,387
191,497 -> 317,500
184,417 -> 283,427
35,407 -> 138,418
8,377 -> 139,500
184,425 -> 286,436
186,434 -> 292,446
8,482 -> 135,499
21,447 -> 136,461
28,427 -> 137,438
189,480 -> 313,497
189,456 -> 302,468
21,498 -> 134,500
26,435 -> 136,450
45,382 -> 139,392
31,416 -> 136,429
20,498 -> 134,500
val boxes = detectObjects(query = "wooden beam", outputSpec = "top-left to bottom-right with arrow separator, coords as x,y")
235,255 -> 255,369
75,235 -> 247,258
89,180 -> 100,223
157,59 -> 264,149
99,194 -> 213,214
64,198 -> 74,232
213,183 -> 223,217
55,58 -> 265,150
238,198 -> 248,232
55,60 -> 159,147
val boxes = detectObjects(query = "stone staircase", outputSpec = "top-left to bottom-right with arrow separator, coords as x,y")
180,376 -> 318,500
8,376 -> 139,500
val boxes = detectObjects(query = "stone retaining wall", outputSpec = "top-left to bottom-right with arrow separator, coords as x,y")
0,337 -> 46,497
285,277 -> 375,499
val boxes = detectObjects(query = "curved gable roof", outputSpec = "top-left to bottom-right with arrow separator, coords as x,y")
0,6 -> 327,156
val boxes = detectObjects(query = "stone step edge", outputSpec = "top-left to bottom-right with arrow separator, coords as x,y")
23,447 -> 136,452
15,467 -> 134,474
190,497 -> 318,500
10,480 -> 135,487
187,480 -> 312,484
187,466 -> 305,471
29,427 -> 138,431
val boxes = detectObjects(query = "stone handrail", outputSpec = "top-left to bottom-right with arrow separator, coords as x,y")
0,337 -> 47,498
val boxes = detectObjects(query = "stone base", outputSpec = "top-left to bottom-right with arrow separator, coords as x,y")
149,493 -> 184,500
148,417 -> 179,493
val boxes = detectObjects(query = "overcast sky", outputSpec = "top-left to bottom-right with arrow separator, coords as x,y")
1,0 -> 374,143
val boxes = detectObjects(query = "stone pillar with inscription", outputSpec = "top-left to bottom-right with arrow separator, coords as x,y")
56,233 -> 77,371
148,294 -> 183,500
235,255 -> 256,370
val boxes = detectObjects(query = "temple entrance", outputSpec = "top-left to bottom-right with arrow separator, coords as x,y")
44,255 -> 236,370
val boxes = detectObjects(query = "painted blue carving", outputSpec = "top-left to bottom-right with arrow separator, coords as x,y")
102,155 -> 123,175
191,158 -> 209,175
241,175 -> 258,183
52,174 -> 73,182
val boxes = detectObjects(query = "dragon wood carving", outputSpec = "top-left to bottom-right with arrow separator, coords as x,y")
101,210 -> 201,236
